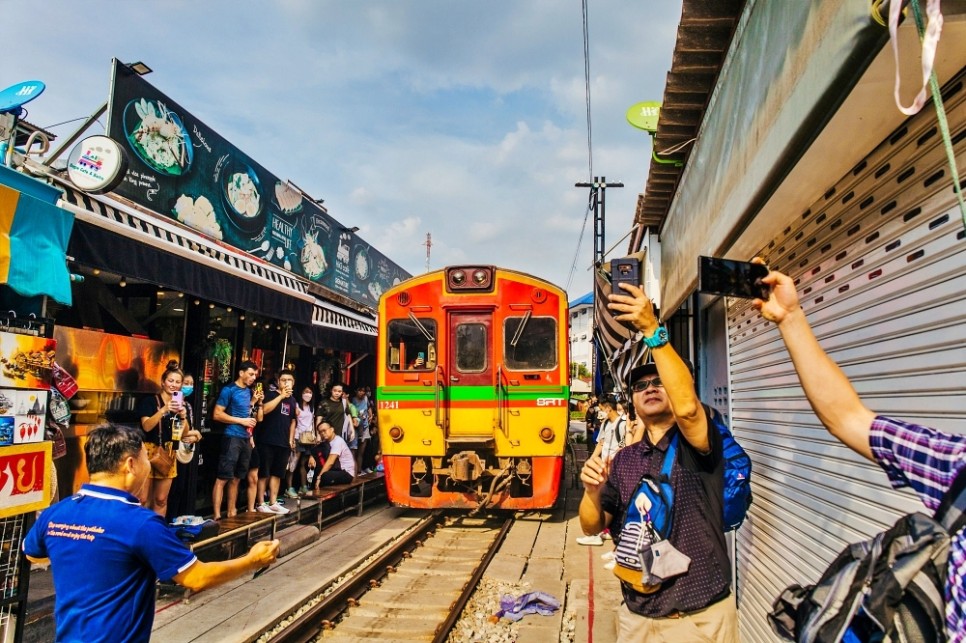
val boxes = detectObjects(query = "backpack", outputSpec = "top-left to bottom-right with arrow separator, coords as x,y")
768,466 -> 966,642
707,405 -> 752,530
612,433 -> 678,593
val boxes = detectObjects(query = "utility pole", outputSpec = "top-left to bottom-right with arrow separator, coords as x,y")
575,176 -> 623,395
423,233 -> 432,272
574,177 -> 623,266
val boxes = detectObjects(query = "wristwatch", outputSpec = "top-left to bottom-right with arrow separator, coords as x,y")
642,325 -> 669,348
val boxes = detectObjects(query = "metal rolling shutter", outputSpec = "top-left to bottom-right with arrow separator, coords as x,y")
727,75 -> 966,641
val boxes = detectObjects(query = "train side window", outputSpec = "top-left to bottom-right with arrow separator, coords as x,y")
504,316 -> 557,370
387,318 -> 437,371
455,323 -> 487,373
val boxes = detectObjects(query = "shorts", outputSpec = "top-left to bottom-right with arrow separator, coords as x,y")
257,443 -> 290,480
358,425 -> 371,442
146,442 -> 177,480
343,432 -> 358,450
217,436 -> 252,480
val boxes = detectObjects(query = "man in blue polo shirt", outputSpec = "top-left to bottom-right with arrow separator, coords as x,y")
24,424 -> 279,643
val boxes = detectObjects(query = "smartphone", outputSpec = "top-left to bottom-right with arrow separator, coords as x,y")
611,257 -> 640,292
698,256 -> 770,299
417,352 -> 425,360
171,391 -> 184,408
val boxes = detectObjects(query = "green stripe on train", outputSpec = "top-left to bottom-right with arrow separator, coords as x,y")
378,385 -> 567,401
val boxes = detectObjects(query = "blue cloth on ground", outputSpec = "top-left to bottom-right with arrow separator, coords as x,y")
495,591 -> 560,622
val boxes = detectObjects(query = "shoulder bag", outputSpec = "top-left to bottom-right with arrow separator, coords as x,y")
148,395 -> 175,476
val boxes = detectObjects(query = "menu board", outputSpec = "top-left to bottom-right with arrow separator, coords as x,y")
105,59 -> 410,306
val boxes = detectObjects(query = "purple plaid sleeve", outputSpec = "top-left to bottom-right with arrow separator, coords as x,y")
869,414 -> 966,641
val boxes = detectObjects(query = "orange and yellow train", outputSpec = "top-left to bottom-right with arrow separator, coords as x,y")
376,265 -> 570,510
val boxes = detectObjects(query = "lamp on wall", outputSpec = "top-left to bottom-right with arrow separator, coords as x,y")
118,277 -> 127,288
125,61 -> 153,76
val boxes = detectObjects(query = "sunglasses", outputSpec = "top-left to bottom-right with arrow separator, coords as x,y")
630,377 -> 663,392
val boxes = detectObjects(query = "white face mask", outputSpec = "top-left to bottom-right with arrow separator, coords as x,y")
302,393 -> 312,402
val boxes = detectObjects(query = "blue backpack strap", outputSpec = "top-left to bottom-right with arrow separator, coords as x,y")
658,432 -> 678,515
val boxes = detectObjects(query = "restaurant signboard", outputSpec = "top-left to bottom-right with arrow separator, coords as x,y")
105,60 -> 409,306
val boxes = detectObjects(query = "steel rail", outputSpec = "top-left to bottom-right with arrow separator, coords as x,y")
262,514 -> 511,643
263,512 -> 443,643
432,517 -> 513,643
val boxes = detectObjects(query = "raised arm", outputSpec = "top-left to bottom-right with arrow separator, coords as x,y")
609,283 -> 709,452
754,265 -> 875,460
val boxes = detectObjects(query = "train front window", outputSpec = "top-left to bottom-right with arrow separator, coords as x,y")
387,318 -> 437,371
504,316 -> 557,370
455,323 -> 487,373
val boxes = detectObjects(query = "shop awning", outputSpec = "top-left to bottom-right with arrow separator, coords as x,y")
288,298 -> 377,352
59,187 -> 315,324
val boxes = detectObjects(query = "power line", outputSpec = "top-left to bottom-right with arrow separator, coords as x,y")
566,0 -> 595,294
582,0 -> 593,181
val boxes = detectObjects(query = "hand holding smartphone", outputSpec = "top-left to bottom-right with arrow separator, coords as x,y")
698,256 -> 770,299
170,390 -> 184,411
610,257 -> 641,293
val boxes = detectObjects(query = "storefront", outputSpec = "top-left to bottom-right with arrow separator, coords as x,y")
6,60 -> 408,518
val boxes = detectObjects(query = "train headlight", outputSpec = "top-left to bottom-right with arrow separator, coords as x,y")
473,269 -> 487,285
389,426 -> 404,442
451,270 -> 466,285
539,427 -> 555,443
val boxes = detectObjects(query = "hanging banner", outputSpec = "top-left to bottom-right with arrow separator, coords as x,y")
104,59 -> 410,306
0,442 -> 51,518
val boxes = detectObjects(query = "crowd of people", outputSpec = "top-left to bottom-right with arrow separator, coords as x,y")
101,354 -> 380,521
210,368 -> 380,520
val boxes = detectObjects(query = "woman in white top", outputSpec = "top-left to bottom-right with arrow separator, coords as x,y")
287,386 -> 317,496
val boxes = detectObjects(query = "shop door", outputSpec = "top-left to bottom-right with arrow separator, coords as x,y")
446,311 -> 493,437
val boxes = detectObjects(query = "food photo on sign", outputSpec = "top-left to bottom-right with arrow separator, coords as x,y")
103,58 -> 410,304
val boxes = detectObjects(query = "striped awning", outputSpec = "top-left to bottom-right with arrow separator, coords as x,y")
312,300 -> 376,335
57,185 -> 376,336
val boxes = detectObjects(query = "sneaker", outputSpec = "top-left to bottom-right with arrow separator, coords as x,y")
270,502 -> 290,514
601,529 -> 612,541
256,503 -> 274,514
284,487 -> 299,499
360,468 -> 373,475
298,486 -> 309,495
576,534 -> 604,546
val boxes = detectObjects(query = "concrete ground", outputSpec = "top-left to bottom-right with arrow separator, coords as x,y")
484,420 -> 622,642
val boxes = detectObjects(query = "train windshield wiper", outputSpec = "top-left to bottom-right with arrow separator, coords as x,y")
409,312 -> 435,342
509,310 -> 531,347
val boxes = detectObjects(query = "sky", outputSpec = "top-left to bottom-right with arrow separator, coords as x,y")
13,1 -> 682,299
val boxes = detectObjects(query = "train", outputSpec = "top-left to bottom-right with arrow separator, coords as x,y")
376,265 -> 570,510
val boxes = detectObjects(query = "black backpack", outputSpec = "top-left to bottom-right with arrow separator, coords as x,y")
769,467 -> 966,642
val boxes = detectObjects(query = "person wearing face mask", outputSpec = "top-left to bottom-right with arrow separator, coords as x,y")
137,361 -> 203,517
289,386 -> 317,496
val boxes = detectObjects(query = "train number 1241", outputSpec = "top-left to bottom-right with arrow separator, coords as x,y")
379,400 -> 400,410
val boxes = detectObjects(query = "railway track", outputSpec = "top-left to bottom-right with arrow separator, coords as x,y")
260,513 -> 512,643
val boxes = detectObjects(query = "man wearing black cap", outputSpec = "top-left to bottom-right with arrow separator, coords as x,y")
578,283 -> 736,641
